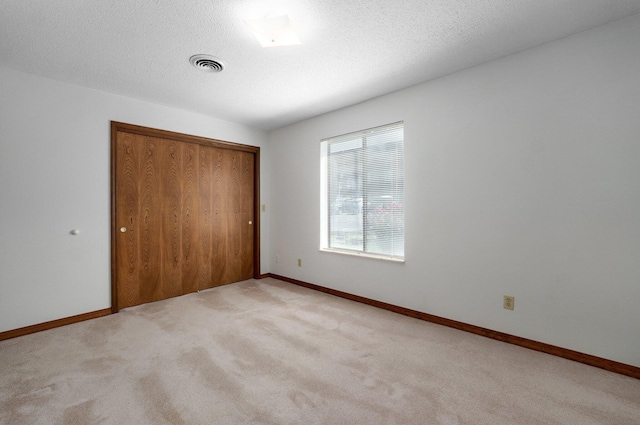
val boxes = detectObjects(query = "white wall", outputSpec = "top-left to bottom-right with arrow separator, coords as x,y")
268,15 -> 640,367
0,67 -> 270,332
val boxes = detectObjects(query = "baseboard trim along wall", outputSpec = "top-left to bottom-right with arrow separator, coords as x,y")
0,309 -> 112,341
266,274 -> 640,380
3,277 -> 637,380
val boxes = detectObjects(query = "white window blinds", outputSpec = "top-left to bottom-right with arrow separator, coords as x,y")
320,122 -> 404,260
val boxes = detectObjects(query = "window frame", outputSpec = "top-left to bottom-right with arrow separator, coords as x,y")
320,121 -> 405,262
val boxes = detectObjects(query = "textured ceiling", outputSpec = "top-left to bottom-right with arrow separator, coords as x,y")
2,1 -> 640,130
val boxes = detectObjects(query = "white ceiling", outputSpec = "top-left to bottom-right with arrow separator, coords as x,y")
2,1 -> 640,131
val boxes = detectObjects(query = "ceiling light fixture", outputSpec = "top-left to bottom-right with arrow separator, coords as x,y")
244,14 -> 301,47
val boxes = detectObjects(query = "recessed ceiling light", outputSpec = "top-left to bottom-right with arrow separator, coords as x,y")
244,14 -> 301,47
189,54 -> 226,73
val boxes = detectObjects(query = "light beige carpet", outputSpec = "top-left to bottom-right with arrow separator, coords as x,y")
1,278 -> 639,424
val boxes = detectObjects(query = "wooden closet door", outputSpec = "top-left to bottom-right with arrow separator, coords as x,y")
113,125 -> 256,310
206,147 -> 254,287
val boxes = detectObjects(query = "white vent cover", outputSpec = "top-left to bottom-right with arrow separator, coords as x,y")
189,54 -> 226,73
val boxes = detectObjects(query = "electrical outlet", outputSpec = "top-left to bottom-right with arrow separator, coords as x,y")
261,204 -> 266,212
275,254 -> 279,263
503,295 -> 515,310
297,258 -> 302,267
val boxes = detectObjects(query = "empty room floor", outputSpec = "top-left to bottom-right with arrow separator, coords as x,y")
1,278 -> 639,424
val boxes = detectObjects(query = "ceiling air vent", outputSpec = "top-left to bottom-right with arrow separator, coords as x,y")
189,54 -> 226,73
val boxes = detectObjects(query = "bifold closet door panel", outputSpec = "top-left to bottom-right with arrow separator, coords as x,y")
208,148 -> 254,286
115,128 -> 256,309
116,132 -> 164,309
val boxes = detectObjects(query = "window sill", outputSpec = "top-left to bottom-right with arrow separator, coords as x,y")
319,248 -> 405,263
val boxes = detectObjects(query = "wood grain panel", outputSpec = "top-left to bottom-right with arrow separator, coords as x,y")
137,136 -> 162,306
160,140 -> 183,300
116,132 -> 140,309
112,121 -> 260,311
197,146 -> 213,290
240,152 -> 254,280
181,142 -> 199,294
210,147 -> 227,286
227,150 -> 242,283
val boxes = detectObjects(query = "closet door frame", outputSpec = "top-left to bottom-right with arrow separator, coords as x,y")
110,121 -> 260,313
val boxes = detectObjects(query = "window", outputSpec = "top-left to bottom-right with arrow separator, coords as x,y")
320,122 -> 404,260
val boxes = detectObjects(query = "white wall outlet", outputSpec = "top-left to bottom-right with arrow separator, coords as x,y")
297,258 -> 302,267
504,295 -> 515,310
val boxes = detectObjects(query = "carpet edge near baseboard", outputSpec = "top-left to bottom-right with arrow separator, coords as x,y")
264,273 -> 640,380
0,308 -> 112,341
3,275 -> 637,381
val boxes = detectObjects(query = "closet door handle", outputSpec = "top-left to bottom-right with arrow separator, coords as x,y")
120,227 -> 127,233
